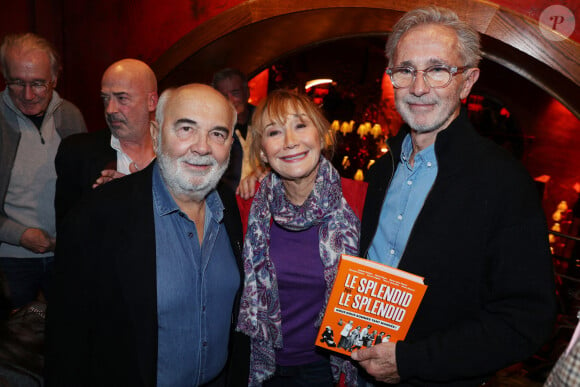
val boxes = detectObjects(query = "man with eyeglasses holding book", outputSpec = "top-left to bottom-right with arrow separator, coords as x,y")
353,6 -> 556,386
0,33 -> 86,310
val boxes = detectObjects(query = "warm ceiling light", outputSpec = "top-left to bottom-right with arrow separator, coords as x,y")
305,79 -> 333,90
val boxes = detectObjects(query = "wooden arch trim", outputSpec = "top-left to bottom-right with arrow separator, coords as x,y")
152,0 -> 580,117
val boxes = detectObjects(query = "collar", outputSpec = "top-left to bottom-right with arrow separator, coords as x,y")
400,134 -> 436,169
388,108 -> 475,172
110,134 -> 123,152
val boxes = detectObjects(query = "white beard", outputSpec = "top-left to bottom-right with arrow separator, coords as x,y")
157,151 -> 229,201
396,95 -> 461,134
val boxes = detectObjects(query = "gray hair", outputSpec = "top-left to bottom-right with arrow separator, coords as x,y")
155,88 -> 174,129
385,6 -> 482,68
0,33 -> 61,80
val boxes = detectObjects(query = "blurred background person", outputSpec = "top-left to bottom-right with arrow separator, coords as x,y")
212,68 -> 256,191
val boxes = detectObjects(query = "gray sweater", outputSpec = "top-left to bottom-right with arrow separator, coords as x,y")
0,90 -> 86,256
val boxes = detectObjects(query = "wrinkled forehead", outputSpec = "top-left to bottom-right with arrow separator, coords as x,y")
5,47 -> 52,77
101,71 -> 146,94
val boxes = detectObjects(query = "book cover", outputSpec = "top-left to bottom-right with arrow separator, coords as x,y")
316,254 -> 427,355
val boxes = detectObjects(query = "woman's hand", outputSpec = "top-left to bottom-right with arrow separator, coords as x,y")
236,167 -> 269,199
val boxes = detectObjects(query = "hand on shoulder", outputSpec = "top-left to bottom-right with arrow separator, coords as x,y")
236,167 -> 269,199
92,169 -> 126,189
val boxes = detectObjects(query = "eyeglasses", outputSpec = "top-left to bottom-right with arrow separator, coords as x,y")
385,65 -> 469,89
5,80 -> 52,95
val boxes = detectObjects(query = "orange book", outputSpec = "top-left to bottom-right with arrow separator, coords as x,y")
316,254 -> 427,355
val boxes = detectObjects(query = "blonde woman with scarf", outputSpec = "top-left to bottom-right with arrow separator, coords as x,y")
236,89 -> 366,386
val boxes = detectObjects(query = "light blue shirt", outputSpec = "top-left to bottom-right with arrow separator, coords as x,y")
368,134 -> 438,267
153,164 -> 240,386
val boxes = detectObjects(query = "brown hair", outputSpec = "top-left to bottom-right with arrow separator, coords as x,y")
249,89 -> 334,169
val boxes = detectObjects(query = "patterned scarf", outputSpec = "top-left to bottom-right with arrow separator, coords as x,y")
236,157 -> 360,386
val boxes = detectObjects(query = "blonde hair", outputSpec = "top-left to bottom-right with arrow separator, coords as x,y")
249,89 -> 334,169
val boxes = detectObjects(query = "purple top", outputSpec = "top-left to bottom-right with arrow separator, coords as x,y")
269,221 -> 327,366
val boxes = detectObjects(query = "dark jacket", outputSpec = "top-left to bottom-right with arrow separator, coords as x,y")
360,111 -> 556,386
45,163 -> 249,386
54,129 -> 116,229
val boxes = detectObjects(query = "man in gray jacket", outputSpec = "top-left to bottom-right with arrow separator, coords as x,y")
0,33 -> 86,310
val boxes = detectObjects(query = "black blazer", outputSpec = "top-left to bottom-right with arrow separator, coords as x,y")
45,163 -> 249,386
54,129 -> 116,229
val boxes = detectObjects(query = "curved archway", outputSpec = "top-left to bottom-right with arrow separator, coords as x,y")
152,0 -> 580,117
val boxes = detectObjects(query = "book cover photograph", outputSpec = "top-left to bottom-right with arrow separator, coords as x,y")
316,254 -> 427,356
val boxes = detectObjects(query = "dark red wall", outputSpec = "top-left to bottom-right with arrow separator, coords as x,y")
0,0 -> 578,219
0,0 -> 577,130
